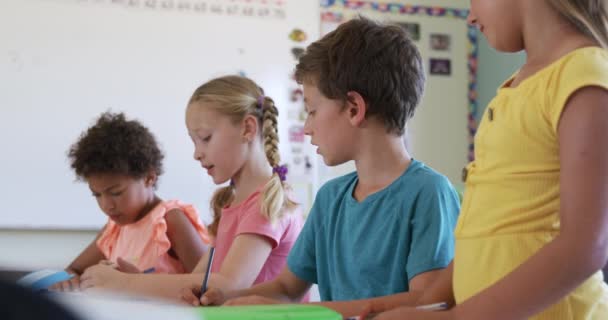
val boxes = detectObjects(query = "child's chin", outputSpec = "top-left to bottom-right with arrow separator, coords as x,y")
320,155 -> 335,166
212,177 -> 228,185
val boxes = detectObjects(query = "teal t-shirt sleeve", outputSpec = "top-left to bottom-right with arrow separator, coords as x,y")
406,177 -> 460,281
286,192 -> 322,284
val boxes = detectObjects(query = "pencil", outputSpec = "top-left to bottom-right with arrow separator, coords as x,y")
200,247 -> 215,296
416,302 -> 449,311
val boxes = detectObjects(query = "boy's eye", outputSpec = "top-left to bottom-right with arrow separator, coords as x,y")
110,191 -> 123,197
202,135 -> 212,142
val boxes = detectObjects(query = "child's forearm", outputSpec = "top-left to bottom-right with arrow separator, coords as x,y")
454,235 -> 608,320
122,273 -> 203,300
227,278 -> 305,302
321,263 -> 454,317
313,291 -> 423,317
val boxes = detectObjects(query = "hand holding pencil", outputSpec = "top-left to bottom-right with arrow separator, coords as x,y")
180,247 -> 221,306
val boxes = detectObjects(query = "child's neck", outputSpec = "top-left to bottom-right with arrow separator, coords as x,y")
134,194 -> 162,222
230,152 -> 273,206
514,3 -> 598,88
352,133 -> 411,202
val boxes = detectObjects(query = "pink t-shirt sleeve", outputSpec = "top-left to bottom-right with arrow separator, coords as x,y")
234,204 -> 285,249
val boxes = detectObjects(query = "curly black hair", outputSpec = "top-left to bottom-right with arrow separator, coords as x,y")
68,112 -> 164,182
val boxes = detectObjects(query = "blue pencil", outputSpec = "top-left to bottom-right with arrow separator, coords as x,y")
143,267 -> 156,274
200,247 -> 215,296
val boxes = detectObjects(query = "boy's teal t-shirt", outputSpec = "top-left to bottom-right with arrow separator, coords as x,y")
287,159 -> 460,301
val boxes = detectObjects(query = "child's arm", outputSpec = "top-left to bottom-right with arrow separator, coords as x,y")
202,264 -> 450,317
315,264 -> 453,317
204,234 -> 273,290
80,233 -> 275,300
196,266 -> 312,306
51,229 -> 106,291
165,208 -> 208,272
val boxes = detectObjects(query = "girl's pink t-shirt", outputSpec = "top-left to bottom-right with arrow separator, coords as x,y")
211,189 -> 304,286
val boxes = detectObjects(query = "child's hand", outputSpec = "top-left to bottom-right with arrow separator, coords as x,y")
116,257 -> 142,273
224,295 -> 283,306
200,287 -> 228,306
374,306 -> 454,320
50,272 -> 81,292
80,263 -> 127,291
179,284 -> 205,306
179,285 -> 227,306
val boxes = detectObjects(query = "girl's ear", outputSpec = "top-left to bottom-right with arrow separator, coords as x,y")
144,171 -> 158,187
241,114 -> 259,143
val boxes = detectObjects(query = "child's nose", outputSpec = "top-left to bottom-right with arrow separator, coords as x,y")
303,119 -> 312,136
467,12 -> 477,26
100,196 -> 115,212
193,148 -> 205,161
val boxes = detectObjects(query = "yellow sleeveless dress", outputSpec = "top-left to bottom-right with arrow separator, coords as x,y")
454,47 -> 608,319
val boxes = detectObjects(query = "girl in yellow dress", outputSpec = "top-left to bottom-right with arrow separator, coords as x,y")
376,0 -> 608,319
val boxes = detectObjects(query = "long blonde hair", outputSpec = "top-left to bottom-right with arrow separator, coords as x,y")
548,0 -> 608,48
188,75 -> 297,236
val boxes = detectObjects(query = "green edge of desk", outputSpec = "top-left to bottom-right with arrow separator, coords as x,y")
196,304 -> 342,320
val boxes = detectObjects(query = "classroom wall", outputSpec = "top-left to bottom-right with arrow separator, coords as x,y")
0,229 -> 95,270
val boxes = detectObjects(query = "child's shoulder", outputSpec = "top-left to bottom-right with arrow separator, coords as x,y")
562,46 -> 608,65
401,159 -> 454,190
547,47 -> 608,82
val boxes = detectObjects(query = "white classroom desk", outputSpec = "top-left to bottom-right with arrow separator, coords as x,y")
52,292 -> 199,320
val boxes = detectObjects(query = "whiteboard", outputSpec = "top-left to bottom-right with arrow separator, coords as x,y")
0,0 -> 320,229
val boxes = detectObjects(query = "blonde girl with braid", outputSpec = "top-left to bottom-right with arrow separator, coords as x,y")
182,75 -> 303,297
75,76 -> 305,302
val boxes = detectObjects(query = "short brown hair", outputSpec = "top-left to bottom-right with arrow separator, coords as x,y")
295,16 -> 425,135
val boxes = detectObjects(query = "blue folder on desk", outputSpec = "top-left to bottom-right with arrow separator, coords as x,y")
17,269 -> 74,291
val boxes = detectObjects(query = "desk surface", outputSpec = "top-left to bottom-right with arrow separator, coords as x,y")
52,293 -> 341,320
54,292 -> 200,320
0,269 -> 30,282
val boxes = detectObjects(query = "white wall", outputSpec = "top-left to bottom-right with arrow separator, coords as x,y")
0,229 -> 96,270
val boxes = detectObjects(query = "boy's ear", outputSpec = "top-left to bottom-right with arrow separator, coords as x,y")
345,91 -> 367,127
241,115 -> 258,143
144,171 -> 157,187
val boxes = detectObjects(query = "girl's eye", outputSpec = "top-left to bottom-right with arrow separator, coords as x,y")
110,191 -> 123,197
202,135 -> 212,142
